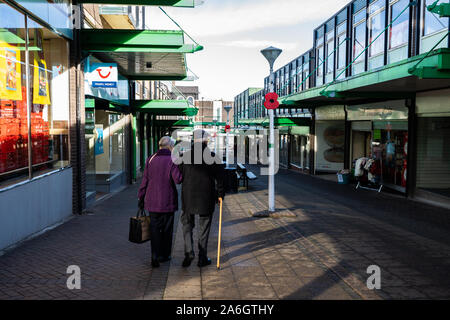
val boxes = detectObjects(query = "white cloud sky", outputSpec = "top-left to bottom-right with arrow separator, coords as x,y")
146,0 -> 350,100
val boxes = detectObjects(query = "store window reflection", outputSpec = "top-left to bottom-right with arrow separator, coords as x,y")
28,18 -> 70,177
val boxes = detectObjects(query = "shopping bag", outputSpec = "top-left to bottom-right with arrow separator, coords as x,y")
129,209 -> 151,244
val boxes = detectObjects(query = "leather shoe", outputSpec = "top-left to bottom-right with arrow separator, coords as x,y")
182,253 -> 194,268
197,257 -> 212,268
151,259 -> 160,268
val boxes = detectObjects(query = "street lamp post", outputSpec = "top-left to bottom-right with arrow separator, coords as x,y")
212,118 -> 218,154
261,46 -> 282,213
224,105 -> 232,168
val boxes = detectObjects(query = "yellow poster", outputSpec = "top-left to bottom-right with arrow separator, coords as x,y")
33,56 -> 51,105
0,40 -> 22,101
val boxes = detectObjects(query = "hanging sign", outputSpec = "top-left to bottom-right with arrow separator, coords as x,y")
89,63 -> 118,88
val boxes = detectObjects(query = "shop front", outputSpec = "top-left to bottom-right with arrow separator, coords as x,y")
84,56 -> 130,204
347,100 -> 409,193
289,126 -> 310,171
0,0 -> 73,250
314,106 -> 346,173
415,89 -> 450,207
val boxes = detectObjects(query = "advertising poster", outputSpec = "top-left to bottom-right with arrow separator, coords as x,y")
0,40 -> 22,101
94,125 -> 104,156
32,29 -> 51,105
315,121 -> 345,172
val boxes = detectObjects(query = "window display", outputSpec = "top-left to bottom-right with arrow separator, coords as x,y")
0,5 -> 28,186
0,3 -> 70,188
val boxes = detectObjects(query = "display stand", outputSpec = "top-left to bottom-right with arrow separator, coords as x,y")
355,157 -> 383,193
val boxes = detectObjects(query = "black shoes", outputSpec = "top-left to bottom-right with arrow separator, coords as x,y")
197,257 -> 212,268
182,253 -> 195,268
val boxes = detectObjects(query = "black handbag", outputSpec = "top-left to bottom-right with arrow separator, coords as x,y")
129,209 -> 151,244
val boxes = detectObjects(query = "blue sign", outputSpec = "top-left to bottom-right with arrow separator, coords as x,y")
89,63 -> 118,88
95,126 -> 104,156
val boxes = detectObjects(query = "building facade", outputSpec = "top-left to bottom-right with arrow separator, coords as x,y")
0,0 -> 202,251
234,0 -> 450,208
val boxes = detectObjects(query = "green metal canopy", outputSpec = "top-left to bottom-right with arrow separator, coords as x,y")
81,29 -> 203,80
173,119 -> 193,127
78,0 -> 198,7
281,49 -> 450,108
262,117 -> 311,127
133,100 -> 196,116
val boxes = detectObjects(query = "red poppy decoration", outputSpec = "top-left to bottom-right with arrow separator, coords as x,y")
264,92 -> 280,110
225,125 -> 231,132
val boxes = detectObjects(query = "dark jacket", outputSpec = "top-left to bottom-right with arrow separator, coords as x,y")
179,143 -> 225,216
138,148 -> 183,213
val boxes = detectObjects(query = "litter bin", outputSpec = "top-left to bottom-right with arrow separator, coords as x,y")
224,167 -> 238,193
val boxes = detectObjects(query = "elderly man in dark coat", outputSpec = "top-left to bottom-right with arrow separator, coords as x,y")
178,129 -> 225,267
138,136 -> 182,268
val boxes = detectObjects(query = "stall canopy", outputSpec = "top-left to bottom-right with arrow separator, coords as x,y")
81,29 -> 203,80
77,0 -> 199,7
133,99 -> 198,116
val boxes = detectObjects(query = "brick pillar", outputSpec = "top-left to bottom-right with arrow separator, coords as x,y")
69,29 -> 86,214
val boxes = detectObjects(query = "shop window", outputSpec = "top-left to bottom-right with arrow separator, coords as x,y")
389,0 -> 409,49
303,59 -> 310,90
0,5 -> 28,187
316,37 -> 324,86
369,0 -> 386,69
325,31 -> 335,76
352,8 -> 367,75
336,22 -> 347,78
28,18 -> 70,178
423,0 -> 449,36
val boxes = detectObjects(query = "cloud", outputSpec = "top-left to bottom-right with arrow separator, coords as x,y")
148,0 -> 350,38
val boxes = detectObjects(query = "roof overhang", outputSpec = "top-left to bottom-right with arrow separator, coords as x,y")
133,99 -> 197,116
281,49 -> 450,108
262,117 -> 311,127
81,29 -> 203,80
78,0 -> 200,7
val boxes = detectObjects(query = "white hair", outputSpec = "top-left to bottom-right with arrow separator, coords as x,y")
159,136 -> 175,149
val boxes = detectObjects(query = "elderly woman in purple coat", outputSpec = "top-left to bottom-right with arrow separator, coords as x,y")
138,136 -> 182,268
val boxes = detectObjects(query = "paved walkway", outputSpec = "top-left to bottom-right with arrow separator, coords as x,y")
1,167 -> 450,299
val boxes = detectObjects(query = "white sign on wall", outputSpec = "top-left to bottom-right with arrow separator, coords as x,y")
88,63 -> 118,88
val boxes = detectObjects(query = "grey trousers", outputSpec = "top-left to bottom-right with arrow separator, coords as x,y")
181,211 -> 213,258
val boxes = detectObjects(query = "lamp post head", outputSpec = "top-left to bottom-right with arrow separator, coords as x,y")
224,105 -> 232,113
261,46 -> 282,72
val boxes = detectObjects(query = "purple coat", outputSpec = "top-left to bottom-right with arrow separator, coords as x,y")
138,148 -> 182,213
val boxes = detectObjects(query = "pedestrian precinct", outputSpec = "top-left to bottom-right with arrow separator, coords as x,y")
178,129 -> 226,268
138,136 -> 182,268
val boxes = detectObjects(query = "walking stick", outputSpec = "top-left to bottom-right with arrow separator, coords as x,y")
217,197 -> 223,270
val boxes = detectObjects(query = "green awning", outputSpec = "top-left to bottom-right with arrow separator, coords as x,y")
194,122 -> 227,126
133,100 -> 195,116
281,49 -> 450,108
81,29 -> 203,80
262,117 -> 311,127
78,0 -> 197,7
173,119 -> 193,127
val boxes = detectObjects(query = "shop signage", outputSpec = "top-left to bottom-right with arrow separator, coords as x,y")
347,101 -> 408,121
315,106 -> 345,120
89,63 -> 118,88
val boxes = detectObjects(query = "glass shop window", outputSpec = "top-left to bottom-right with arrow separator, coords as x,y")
353,9 -> 367,64
389,0 -> 409,49
422,0 -> 449,36
369,0 -> 386,57
325,30 -> 335,75
0,4 -> 28,187
336,22 -> 348,72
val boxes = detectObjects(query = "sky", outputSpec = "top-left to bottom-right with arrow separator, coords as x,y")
146,0 -> 350,101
